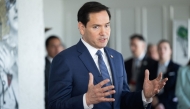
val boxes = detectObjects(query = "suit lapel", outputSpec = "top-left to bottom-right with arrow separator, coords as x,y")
77,40 -> 104,84
77,40 -> 117,107
104,48 -> 118,99
165,61 -> 172,77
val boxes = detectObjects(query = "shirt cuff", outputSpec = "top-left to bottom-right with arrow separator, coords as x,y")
83,93 -> 94,109
142,90 -> 153,106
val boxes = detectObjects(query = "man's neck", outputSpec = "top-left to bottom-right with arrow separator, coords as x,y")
159,58 -> 170,64
134,52 -> 145,61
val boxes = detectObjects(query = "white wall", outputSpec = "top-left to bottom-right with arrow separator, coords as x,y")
62,0 -> 190,60
43,0 -> 64,42
43,0 -> 190,60
18,0 -> 45,108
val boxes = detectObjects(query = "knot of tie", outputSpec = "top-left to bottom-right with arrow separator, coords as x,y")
96,50 -> 102,56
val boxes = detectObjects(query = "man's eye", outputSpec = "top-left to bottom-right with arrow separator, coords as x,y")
93,26 -> 99,29
105,24 -> 110,28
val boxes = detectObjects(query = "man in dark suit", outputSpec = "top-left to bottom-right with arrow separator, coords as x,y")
125,34 -> 157,91
151,40 -> 180,109
45,36 -> 64,109
48,2 -> 168,109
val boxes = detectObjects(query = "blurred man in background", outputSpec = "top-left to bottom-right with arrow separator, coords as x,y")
125,34 -> 157,91
45,35 -> 64,109
147,44 -> 159,61
151,40 -> 180,109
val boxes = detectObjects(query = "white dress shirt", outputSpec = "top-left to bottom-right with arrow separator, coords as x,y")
132,53 -> 146,82
81,38 -> 152,109
157,60 -> 170,94
157,61 -> 170,75
47,55 -> 53,63
133,52 -> 146,68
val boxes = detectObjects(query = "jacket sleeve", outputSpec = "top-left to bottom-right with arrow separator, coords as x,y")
48,55 -> 84,109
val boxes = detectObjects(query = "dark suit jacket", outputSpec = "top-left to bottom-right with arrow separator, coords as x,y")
48,40 -> 151,109
45,57 -> 51,109
152,61 -> 180,109
124,56 -> 157,91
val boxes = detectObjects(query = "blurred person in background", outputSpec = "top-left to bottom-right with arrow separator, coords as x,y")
147,44 -> 159,61
125,34 -> 157,91
175,60 -> 190,109
45,35 -> 64,109
0,0 -> 18,108
151,40 -> 180,109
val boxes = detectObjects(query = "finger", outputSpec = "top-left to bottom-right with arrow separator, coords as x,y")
103,90 -> 116,97
88,73 -> 94,86
99,98 -> 115,102
162,78 -> 168,83
154,89 -> 160,94
101,85 -> 115,92
96,90 -> 116,97
156,72 -> 162,81
144,69 -> 150,81
97,79 -> 110,88
158,78 -> 168,89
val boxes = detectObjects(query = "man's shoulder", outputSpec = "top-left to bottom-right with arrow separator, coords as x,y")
124,57 -> 133,64
167,61 -> 181,74
170,61 -> 180,69
105,47 -> 121,55
55,44 -> 78,59
145,57 -> 158,65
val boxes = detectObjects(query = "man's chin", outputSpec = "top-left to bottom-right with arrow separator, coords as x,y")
96,45 -> 107,49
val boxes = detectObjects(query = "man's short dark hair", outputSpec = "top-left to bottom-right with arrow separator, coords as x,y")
45,35 -> 60,48
130,34 -> 145,41
158,39 -> 172,49
77,1 -> 111,26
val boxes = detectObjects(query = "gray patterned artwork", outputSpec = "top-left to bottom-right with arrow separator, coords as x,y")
0,0 -> 18,108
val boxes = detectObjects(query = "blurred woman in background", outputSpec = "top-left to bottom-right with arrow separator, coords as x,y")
175,60 -> 190,109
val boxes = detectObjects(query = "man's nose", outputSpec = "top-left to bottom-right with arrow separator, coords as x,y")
99,27 -> 107,36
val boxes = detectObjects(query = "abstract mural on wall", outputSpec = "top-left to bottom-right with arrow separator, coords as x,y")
0,0 -> 18,109
173,20 -> 189,65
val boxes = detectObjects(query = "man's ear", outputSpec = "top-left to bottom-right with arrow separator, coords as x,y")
78,22 -> 85,35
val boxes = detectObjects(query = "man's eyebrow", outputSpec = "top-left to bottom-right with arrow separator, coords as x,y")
106,22 -> 110,24
91,22 -> 110,26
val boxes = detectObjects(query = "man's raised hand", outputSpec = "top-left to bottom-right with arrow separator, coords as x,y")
86,73 -> 115,106
143,70 -> 168,99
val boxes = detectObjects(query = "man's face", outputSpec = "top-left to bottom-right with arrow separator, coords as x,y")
130,38 -> 145,57
158,42 -> 172,61
149,45 -> 159,60
46,38 -> 64,58
78,10 -> 110,49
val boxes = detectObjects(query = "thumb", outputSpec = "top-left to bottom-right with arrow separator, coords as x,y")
88,73 -> 94,86
144,69 -> 150,81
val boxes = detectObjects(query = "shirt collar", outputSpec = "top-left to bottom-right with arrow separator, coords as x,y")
159,60 -> 170,67
134,52 -> 145,61
81,38 -> 104,58
47,55 -> 53,63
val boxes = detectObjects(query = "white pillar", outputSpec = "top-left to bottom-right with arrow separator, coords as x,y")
18,0 -> 45,108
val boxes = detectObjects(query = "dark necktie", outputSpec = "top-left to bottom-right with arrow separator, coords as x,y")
96,50 -> 112,87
